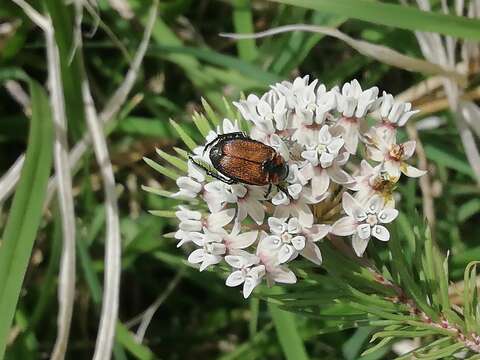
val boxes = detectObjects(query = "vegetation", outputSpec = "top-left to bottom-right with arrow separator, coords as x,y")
0,0 -> 479,359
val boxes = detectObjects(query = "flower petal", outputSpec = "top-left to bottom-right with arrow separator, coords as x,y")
229,230 -> 258,249
272,191 -> 289,206
242,277 -> 258,298
288,183 -> 303,199
331,216 -> 356,236
179,220 -> 202,232
271,266 -> 297,284
291,236 -> 306,251
367,195 -> 384,214
318,125 -> 332,144
226,270 -> 245,287
328,166 -> 353,185
402,140 -> 416,159
327,138 -> 345,155
401,164 -> 427,178
200,254 -> 222,271
311,170 -> 330,198
287,217 -> 302,234
296,202 -> 314,227
207,208 -> 236,229
246,200 -> 265,225
352,233 -> 369,257
372,225 -> 390,241
308,224 -> 331,242
188,249 -> 205,264
278,244 -> 295,263
301,242 -> 323,265
260,235 -> 282,251
356,223 -> 371,240
225,254 -> 247,268
342,192 -> 359,217
301,149 -> 319,166
384,160 -> 401,179
378,208 -> 399,224
268,217 -> 286,234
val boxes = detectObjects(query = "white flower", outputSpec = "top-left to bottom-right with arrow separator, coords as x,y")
271,185 -> 326,227
171,176 -> 202,199
350,160 -> 396,207
262,217 -> 330,265
301,125 -> 353,197
174,206 -> 203,247
226,184 -> 266,225
334,80 -> 379,154
177,206 -> 234,237
233,91 -> 287,137
367,133 -> 427,179
188,225 -> 258,271
336,79 -> 379,118
379,91 -> 419,128
202,181 -> 235,213
188,230 -> 226,271
272,75 -> 316,112
331,193 -> 398,257
256,233 -> 297,287
225,250 -> 264,298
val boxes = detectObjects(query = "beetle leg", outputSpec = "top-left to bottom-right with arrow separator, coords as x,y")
189,156 -> 237,185
264,183 -> 273,199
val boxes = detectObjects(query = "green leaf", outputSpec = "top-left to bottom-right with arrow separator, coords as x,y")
143,157 -> 181,181
148,210 -> 176,218
464,261 -> 480,333
115,323 -> 156,360
458,198 -> 480,223
393,337 -> 452,360
424,144 -> 475,178
268,303 -> 309,360
249,297 -> 260,339
201,98 -> 220,127
0,80 -> 54,358
141,185 -> 174,198
45,0 -> 86,140
232,0 -> 258,61
155,148 -> 188,173
169,119 -> 198,151
342,327 -> 373,360
269,0 -> 480,41
116,116 -> 171,137
191,112 -> 212,138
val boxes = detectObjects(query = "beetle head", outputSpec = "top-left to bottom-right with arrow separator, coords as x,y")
264,153 -> 289,184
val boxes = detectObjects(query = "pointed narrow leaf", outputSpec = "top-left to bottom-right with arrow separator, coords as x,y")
201,97 -> 220,126
169,119 -> 198,151
143,157 -> 181,180
191,112 -> 212,137
269,0 -> 480,41
155,148 -> 188,172
268,303 -> 309,360
0,80 -> 54,358
464,261 -> 480,333
141,185 -> 175,198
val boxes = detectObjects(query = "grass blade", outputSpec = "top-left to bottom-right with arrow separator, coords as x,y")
0,79 -> 53,359
232,0 -> 258,61
268,303 -> 309,360
269,0 -> 480,41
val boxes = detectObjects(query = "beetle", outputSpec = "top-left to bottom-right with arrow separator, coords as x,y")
189,132 -> 289,197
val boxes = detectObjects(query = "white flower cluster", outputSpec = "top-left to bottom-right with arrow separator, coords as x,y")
172,76 -> 425,298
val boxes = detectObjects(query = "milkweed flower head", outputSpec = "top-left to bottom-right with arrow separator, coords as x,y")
165,76 -> 425,298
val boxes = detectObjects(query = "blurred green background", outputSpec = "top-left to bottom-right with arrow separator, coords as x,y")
1,0 -> 479,359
